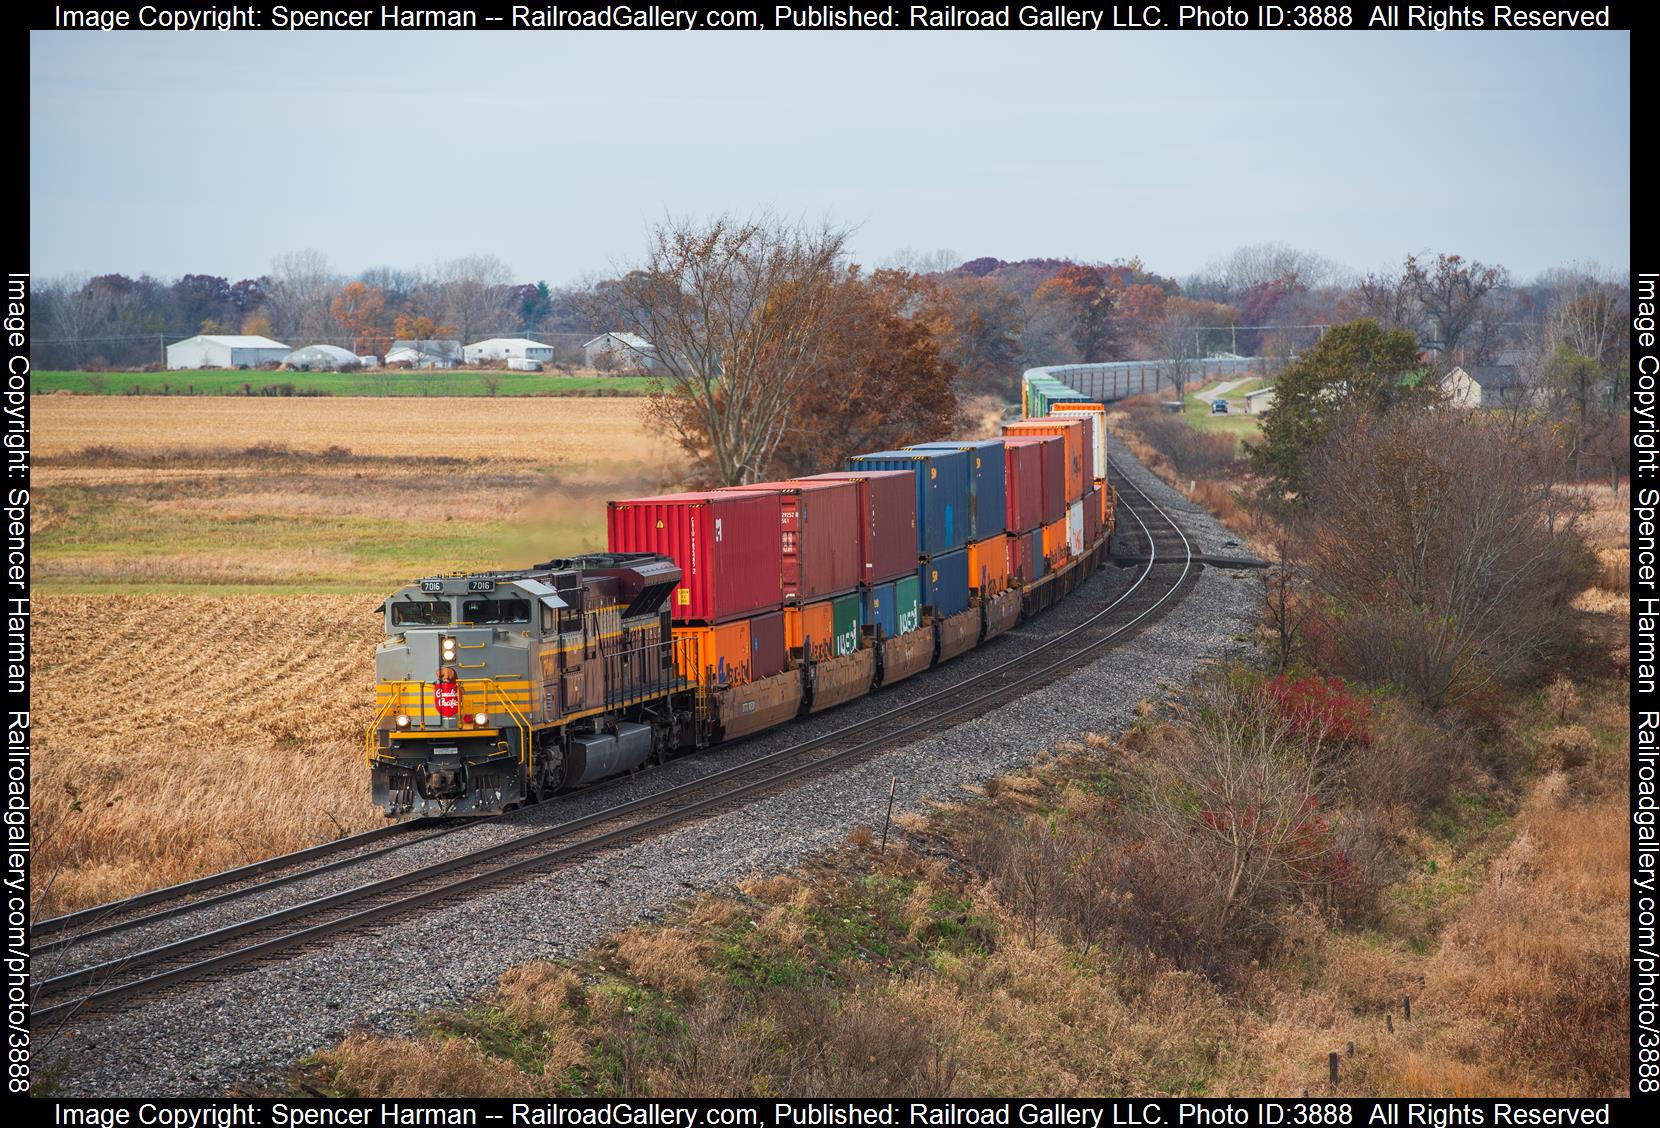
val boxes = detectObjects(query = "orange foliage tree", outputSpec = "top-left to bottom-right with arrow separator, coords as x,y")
332,282 -> 389,356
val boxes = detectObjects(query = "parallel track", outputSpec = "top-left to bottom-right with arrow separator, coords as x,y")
35,459 -> 1193,1028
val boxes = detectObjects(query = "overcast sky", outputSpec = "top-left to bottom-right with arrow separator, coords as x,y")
30,30 -> 1629,285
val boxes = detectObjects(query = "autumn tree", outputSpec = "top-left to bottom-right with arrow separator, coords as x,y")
331,281 -> 389,356
1035,264 -> 1124,362
932,273 -> 1025,398
1403,252 -> 1509,363
764,268 -> 959,479
605,215 -> 852,486
1251,318 -> 1427,495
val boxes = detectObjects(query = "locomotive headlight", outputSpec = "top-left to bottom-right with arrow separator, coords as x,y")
473,712 -> 488,725
440,635 -> 458,660
394,714 -> 411,728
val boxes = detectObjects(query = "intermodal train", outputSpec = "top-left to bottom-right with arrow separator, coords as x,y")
367,378 -> 1115,817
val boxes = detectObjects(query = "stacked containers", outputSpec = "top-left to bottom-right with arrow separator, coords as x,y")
1004,417 -> 1088,503
717,480 -> 861,604
1000,437 -> 1046,536
905,440 -> 1006,544
608,491 -> 783,623
1007,529 -> 1045,584
863,574 -> 923,639
750,610 -> 787,680
790,470 -> 917,588
1002,435 -> 1066,525
918,550 -> 971,619
910,438 -> 1010,600
844,449 -> 969,558
1051,402 -> 1108,485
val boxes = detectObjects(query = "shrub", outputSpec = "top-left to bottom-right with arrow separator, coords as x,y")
1538,725 -> 1596,771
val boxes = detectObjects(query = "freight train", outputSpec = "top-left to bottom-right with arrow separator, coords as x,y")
368,382 -> 1115,817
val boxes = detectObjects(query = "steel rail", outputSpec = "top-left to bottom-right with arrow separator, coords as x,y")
37,463 -> 1193,1027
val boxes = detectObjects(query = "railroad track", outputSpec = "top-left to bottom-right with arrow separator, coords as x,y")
34,460 -> 1194,1029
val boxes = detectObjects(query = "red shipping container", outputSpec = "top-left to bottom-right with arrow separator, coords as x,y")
1001,435 -> 1066,526
998,436 -> 1045,534
719,479 -> 861,603
1004,417 -> 1086,503
607,491 -> 782,624
1084,486 -> 1100,546
749,610 -> 787,680
789,470 -> 917,585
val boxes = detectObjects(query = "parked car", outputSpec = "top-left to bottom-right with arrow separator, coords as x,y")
1210,399 -> 1230,414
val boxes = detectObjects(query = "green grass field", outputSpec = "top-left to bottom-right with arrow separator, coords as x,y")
31,370 -> 656,397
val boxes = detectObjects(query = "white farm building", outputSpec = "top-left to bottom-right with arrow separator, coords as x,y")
463,337 -> 555,366
583,332 -> 662,373
282,344 -> 360,370
166,334 -> 290,370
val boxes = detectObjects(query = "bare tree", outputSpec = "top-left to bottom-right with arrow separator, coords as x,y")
1305,409 -> 1593,709
601,214 -> 852,485
1152,305 -> 1205,407
264,249 -> 340,342
431,254 -> 514,344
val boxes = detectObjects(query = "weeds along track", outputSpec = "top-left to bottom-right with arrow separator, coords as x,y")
34,463 -> 1193,1029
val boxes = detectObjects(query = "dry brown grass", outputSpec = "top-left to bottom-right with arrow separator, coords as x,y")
30,594 -> 383,916
34,396 -> 670,472
312,1033 -> 541,1097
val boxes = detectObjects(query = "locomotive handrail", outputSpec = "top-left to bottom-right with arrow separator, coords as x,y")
487,681 -> 533,769
364,699 -> 394,766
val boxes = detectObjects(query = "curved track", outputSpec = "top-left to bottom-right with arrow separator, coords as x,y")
35,459 -> 1193,1029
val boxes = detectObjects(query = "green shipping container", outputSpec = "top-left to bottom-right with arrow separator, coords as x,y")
831,591 -> 863,656
892,573 -> 922,636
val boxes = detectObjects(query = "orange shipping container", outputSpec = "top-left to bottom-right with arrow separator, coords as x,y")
1051,402 -> 1106,485
1043,517 -> 1070,566
968,535 -> 1010,596
785,600 -> 836,662
673,620 -> 752,687
1003,417 -> 1086,503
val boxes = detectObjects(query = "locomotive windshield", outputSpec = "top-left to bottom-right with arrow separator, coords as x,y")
461,597 -> 531,625
391,599 -> 451,626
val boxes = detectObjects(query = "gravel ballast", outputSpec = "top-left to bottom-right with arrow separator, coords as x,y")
38,447 -> 1264,1096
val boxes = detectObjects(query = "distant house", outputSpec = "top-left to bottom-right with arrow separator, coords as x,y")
282,344 -> 360,371
166,334 -> 290,370
1243,386 -> 1277,415
463,337 -> 555,366
1442,365 -> 1525,409
386,339 -> 463,369
582,331 -> 661,373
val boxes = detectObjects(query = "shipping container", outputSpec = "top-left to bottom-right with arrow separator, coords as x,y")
845,449 -> 969,557
790,470 -> 917,585
1001,434 -> 1066,526
1043,517 -> 1069,566
786,600 -> 836,662
750,610 -> 787,681
673,619 -> 751,686
830,591 -> 862,657
968,535 -> 1010,596
1083,486 -> 1100,548
1003,417 -> 1087,503
1022,372 -> 1087,418
891,573 -> 922,635
999,436 -> 1045,535
918,547 -> 971,619
718,479 -> 861,603
1008,529 -> 1045,584
1051,402 -> 1108,483
863,580 -> 897,639
1067,499 -> 1085,558
907,440 -> 1006,543
608,491 -> 782,624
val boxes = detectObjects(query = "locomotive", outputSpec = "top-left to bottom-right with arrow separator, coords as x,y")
370,385 -> 1117,819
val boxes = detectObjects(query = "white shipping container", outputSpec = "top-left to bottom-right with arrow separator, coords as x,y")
1067,499 -> 1085,558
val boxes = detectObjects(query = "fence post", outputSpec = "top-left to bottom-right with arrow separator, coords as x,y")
1386,1014 -> 1394,1034
879,775 -> 897,852
1347,1041 -> 1354,1057
1403,996 -> 1411,1022
1328,1052 -> 1339,1089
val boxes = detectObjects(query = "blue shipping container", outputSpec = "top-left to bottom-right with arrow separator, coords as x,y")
918,547 -> 971,620
909,440 -> 1007,542
864,581 -> 897,638
846,449 -> 969,557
